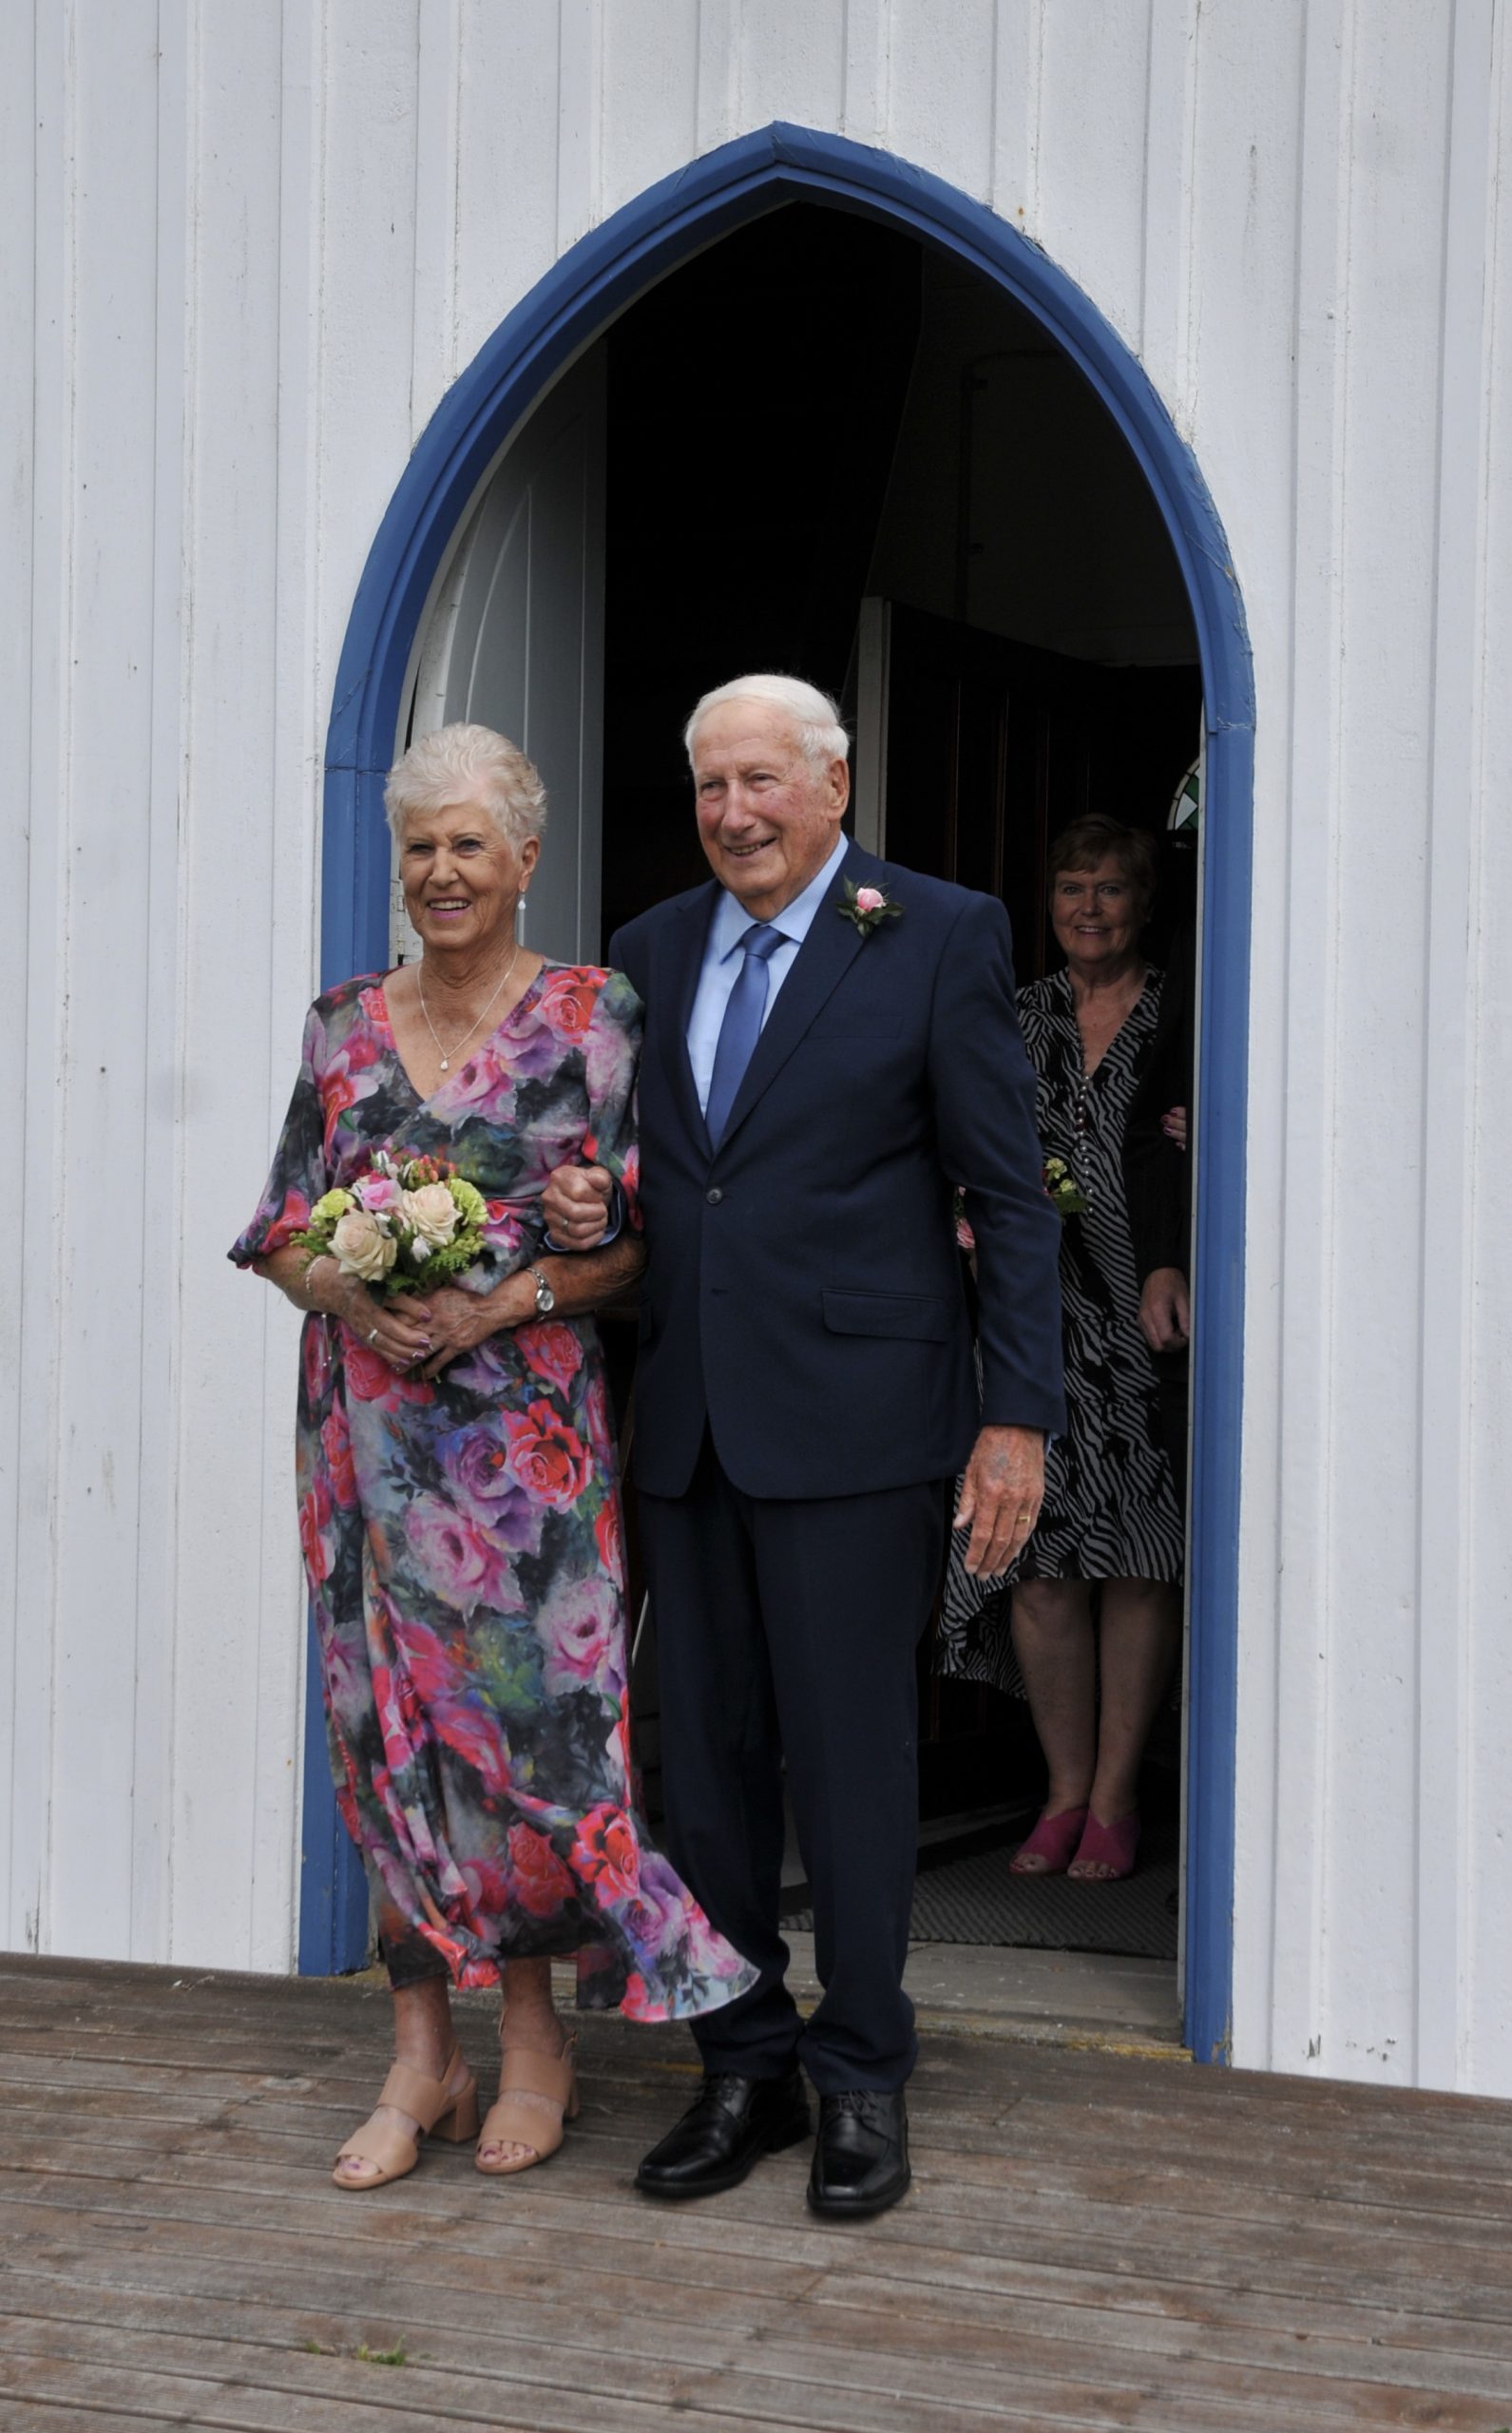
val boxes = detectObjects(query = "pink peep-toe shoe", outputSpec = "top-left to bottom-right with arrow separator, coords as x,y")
1069,1811 -> 1141,1881
1008,1804 -> 1090,1876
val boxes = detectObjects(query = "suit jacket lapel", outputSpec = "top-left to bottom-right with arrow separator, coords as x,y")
657,885 -> 718,1153
716,840 -> 882,1151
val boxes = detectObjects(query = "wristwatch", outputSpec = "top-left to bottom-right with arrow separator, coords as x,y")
527,1264 -> 555,1316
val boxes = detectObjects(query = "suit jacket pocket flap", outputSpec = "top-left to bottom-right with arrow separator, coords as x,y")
822,1288 -> 951,1342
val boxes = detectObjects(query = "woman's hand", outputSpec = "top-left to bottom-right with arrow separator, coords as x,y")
1139,1266 -> 1191,1352
1161,1105 -> 1189,1151
329,1270 -> 434,1370
417,1276 -> 533,1379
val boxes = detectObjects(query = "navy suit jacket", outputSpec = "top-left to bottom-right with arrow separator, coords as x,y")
611,840 -> 1065,1502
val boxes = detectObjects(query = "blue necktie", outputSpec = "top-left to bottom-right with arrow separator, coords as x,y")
704,923 -> 783,1147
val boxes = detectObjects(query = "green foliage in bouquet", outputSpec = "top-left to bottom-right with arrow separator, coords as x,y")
292,1152 -> 488,1298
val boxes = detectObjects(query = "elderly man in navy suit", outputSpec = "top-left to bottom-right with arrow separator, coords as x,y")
543,674 -> 1063,2217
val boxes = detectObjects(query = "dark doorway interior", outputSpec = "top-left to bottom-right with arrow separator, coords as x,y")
599,201 -> 1199,1909
600,205 -> 922,932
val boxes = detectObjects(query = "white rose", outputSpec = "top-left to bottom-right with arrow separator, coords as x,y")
331,1207 -> 397,1283
400,1181 -> 461,1249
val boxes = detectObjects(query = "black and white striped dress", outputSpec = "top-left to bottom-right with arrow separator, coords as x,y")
937,967 -> 1184,1695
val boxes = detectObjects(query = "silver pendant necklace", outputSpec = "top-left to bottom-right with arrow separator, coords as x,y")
416,937 -> 520,1072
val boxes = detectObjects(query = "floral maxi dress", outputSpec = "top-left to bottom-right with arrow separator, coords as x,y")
231,965 -> 756,2020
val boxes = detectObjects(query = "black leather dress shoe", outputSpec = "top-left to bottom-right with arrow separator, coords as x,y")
635,2066 -> 812,2199
807,2089 -> 910,2218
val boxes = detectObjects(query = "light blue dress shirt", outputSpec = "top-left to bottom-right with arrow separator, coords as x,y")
686,830 -> 851,1113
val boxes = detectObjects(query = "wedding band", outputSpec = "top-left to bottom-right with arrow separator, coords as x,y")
368,1327 -> 379,1344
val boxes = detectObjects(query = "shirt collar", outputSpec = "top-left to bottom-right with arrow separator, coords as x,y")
711,829 -> 852,962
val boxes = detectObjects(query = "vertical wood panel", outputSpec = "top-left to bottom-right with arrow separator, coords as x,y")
1430,0 -> 1510,2095
843,0 -> 892,144
168,0 -> 298,1972
557,0 -> 603,256
47,0 -> 165,1958
453,0 -> 559,374
411,0 -> 463,431
127,0 -> 190,1964
1139,0 -> 1199,426
884,0 -> 997,200
1189,0 -> 1316,2082
597,1 -> 699,219
696,0 -> 741,156
738,0 -> 843,134
5,0 -> 59,1959
1321,0 -> 1453,2085
988,0 -> 1043,231
1032,0 -> 1155,339
1462,0 -> 1512,2091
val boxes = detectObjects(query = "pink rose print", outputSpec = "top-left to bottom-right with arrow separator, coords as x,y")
536,967 -> 600,1043
404,1492 -> 518,1616
571,1803 -> 641,1903
518,1319 -> 584,1397
342,1335 -> 435,1405
298,1478 -> 332,1582
507,1823 -> 574,1920
502,1399 -> 591,1512
539,1578 -> 623,1700
302,1315 -> 333,1405
321,1405 -> 357,1506
594,1496 -> 625,1589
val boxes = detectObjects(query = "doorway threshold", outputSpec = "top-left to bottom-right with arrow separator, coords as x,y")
785,1930 -> 1187,2061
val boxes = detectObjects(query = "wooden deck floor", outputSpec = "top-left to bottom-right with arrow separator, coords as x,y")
2,1956 -> 1511,2433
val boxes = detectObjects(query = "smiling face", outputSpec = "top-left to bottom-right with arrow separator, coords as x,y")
1049,854 -> 1145,977
398,784 -> 541,959
691,700 -> 850,919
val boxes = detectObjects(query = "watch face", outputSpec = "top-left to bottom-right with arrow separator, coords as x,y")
536,1279 -> 555,1313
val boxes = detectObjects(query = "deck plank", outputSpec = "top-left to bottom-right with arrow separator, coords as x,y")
2,1958 -> 1511,2433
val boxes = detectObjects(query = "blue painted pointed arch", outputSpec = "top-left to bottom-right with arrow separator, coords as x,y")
316,122 -> 1253,2064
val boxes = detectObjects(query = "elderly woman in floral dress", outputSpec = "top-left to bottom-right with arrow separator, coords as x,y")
233,722 -> 754,2191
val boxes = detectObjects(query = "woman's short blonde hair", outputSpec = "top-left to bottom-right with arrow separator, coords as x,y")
383,721 -> 548,850
1047,814 -> 1158,914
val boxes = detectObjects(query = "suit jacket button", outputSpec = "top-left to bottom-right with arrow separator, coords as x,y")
706,1186 -> 723,1205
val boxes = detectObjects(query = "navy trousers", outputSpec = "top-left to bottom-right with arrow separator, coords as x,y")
638,1436 -> 947,2094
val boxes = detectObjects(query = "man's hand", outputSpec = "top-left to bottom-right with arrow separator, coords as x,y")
952,1424 -> 1045,1579
542,1162 -> 614,1250
1139,1266 -> 1190,1353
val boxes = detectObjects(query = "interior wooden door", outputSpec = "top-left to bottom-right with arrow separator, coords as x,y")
398,348 -> 607,966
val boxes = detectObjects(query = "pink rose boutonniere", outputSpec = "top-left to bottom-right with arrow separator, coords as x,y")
837,877 -> 903,938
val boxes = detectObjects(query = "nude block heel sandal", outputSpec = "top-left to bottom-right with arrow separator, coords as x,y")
331,2044 -> 480,2191
476,2036 -> 580,2176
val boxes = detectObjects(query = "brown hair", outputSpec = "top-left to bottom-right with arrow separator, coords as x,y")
1047,814 -> 1158,914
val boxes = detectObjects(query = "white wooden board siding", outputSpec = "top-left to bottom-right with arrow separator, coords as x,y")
3,0 -> 1509,2094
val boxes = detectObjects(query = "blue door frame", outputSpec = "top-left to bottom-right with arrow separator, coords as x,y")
310,122 -> 1254,2062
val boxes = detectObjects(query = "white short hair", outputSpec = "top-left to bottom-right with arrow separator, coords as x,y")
383,721 -> 547,849
683,675 -> 850,774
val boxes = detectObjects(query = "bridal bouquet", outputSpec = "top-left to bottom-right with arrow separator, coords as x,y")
293,1152 -> 488,1297
953,1157 -> 1089,1252
1043,1156 -> 1090,1219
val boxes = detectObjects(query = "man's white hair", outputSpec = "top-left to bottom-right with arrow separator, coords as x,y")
383,721 -> 548,849
683,674 -> 850,774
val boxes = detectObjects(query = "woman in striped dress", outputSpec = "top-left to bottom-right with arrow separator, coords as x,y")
937,816 -> 1184,1881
